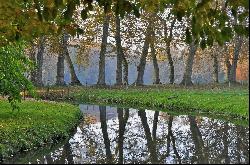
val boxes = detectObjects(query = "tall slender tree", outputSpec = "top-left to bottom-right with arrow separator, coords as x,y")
97,10 -> 111,86
62,33 -> 81,85
36,36 -> 45,86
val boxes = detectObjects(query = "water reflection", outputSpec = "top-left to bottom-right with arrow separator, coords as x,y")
3,104 -> 249,164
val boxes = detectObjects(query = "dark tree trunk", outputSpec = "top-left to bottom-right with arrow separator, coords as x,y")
63,33 -> 81,85
115,16 -> 123,85
189,116 -> 208,164
223,44 -> 231,82
152,111 -> 159,140
151,42 -> 160,84
138,110 -> 158,163
36,36 -> 45,86
213,54 -> 219,83
229,35 -> 243,83
122,55 -> 128,85
117,108 -> 129,164
97,13 -> 110,86
167,116 -> 181,163
135,25 -> 151,85
56,52 -> 65,86
99,106 -> 112,163
225,55 -> 231,83
164,19 -> 176,84
181,41 -> 197,86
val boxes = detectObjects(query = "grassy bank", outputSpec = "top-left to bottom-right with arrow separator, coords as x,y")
0,99 -> 81,160
68,85 -> 249,120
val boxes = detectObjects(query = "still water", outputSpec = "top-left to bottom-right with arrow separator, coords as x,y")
3,104 -> 249,164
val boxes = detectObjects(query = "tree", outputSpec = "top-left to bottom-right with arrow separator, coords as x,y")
138,109 -> 158,163
115,15 -> 123,85
189,116 -> 208,163
97,5 -> 111,86
99,106 -> 112,163
56,38 -> 66,86
0,41 -> 34,109
164,18 -> 177,84
117,108 -> 129,163
135,14 -> 154,85
36,36 -> 46,86
181,39 -> 198,85
62,33 -> 81,85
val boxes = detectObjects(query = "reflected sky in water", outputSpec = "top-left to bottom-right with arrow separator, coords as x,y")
3,104 -> 249,164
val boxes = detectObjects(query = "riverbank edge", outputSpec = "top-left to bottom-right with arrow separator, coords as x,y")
0,100 -> 82,161
35,85 -> 249,124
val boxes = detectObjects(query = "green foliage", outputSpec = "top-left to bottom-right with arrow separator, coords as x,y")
0,100 -> 81,159
0,41 -> 34,109
0,0 -> 248,48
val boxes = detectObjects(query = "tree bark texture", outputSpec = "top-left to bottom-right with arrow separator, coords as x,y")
36,36 -> 45,86
164,19 -> 176,84
56,51 -> 65,86
151,42 -> 160,84
213,54 -> 219,83
63,33 -> 81,85
135,24 -> 152,85
181,40 -> 197,86
115,16 -> 123,85
229,35 -> 243,83
97,13 -> 110,86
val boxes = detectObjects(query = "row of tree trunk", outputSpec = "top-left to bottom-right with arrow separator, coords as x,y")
30,17 -> 243,87
30,33 -> 81,87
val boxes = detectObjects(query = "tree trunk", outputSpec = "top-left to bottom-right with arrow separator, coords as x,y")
225,55 -> 231,82
97,13 -> 110,86
117,108 -> 129,164
115,16 -> 123,85
36,36 -> 45,86
224,45 -> 231,82
56,52 -> 65,86
151,42 -> 160,84
189,116 -> 208,164
138,110 -> 158,163
63,33 -> 81,85
164,19 -> 176,84
213,54 -> 219,83
99,106 -> 112,163
229,35 -> 243,83
163,116 -> 181,163
152,111 -> 159,140
122,55 -> 128,85
181,40 -> 197,86
135,24 -> 151,85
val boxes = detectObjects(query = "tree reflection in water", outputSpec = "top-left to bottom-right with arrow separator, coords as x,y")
4,105 -> 249,164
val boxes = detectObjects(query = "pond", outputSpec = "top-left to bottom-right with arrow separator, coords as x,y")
3,104 -> 249,164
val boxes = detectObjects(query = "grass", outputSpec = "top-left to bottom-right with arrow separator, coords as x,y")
66,84 -> 249,121
33,84 -> 249,121
0,99 -> 81,160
